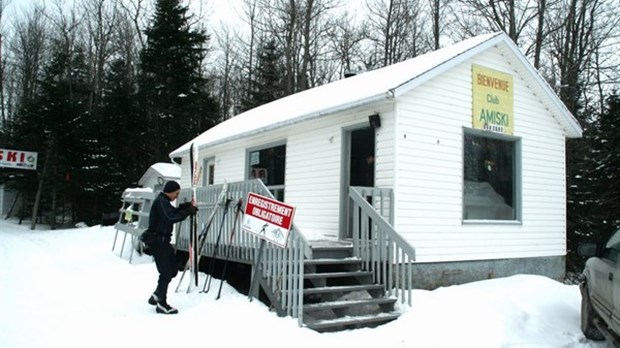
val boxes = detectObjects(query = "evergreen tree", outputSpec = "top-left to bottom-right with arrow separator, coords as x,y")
566,93 -> 620,272
566,109 -> 598,272
65,46 -> 101,224
242,39 -> 284,112
92,58 -> 143,216
138,0 -> 217,163
1,98 -> 42,222
593,94 -> 620,232
8,43 -> 94,226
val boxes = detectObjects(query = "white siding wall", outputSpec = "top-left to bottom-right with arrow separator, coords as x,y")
394,47 -> 567,262
179,159 -> 192,188
286,105 -> 396,240
183,105 -> 395,241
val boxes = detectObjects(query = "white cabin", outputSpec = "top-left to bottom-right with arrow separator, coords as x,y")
138,162 -> 181,191
170,32 -> 582,288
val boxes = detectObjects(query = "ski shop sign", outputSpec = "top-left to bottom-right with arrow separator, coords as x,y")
0,148 -> 38,170
242,192 -> 295,247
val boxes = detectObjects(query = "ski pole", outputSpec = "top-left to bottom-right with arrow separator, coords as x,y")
202,197 -> 232,293
217,199 -> 244,300
188,197 -> 231,293
176,220 -> 209,292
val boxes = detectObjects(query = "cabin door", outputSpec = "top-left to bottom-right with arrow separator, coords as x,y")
341,126 -> 375,239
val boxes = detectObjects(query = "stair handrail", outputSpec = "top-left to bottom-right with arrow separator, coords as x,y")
349,186 -> 416,305
176,179 -> 308,325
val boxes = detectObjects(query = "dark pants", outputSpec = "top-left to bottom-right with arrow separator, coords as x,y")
151,242 -> 178,301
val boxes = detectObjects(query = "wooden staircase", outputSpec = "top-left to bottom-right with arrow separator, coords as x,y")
301,242 -> 401,332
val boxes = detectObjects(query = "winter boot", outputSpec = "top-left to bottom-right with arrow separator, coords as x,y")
148,293 -> 160,306
156,301 -> 179,314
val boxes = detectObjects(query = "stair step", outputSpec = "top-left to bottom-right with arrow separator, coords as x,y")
305,258 -> 361,266
304,312 -> 401,331
303,297 -> 397,311
310,242 -> 353,259
304,271 -> 373,279
304,284 -> 384,295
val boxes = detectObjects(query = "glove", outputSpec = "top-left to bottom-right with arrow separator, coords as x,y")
178,202 -> 192,210
185,205 -> 198,216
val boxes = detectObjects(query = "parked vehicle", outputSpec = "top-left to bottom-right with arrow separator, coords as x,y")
579,227 -> 620,345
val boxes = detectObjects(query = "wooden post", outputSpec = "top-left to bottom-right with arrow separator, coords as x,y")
248,239 -> 266,302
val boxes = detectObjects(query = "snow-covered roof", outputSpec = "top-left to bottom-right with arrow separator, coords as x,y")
170,32 -> 582,158
138,162 -> 181,187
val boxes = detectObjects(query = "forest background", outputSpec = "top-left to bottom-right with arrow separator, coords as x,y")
0,0 -> 618,274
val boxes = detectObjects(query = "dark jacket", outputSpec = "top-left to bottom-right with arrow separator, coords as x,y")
148,192 -> 191,243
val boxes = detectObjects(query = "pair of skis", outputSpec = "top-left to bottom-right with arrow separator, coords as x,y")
176,142 -> 215,293
189,143 -> 201,288
175,180 -> 229,293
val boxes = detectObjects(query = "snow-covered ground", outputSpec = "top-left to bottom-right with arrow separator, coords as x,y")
0,218 -> 612,348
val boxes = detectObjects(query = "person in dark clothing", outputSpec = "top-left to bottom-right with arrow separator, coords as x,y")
145,180 -> 197,314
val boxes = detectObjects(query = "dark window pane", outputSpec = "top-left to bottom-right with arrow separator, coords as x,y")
463,133 -> 516,220
249,144 -> 286,199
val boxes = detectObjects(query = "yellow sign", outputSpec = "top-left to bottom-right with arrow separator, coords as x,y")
472,65 -> 513,135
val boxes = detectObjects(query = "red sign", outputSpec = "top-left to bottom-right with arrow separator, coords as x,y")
242,192 -> 295,247
0,149 -> 38,170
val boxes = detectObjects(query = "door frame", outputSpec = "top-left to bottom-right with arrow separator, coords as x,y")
339,124 -> 376,239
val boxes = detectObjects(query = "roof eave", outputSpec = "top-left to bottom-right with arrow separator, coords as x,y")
169,92 -> 392,158
391,32 -> 505,98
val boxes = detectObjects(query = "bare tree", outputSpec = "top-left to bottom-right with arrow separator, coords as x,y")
241,0 -> 259,107
546,0 -> 619,115
532,0 -> 547,68
452,0 -> 539,44
82,0 -> 118,111
328,10 -> 365,76
118,0 -> 150,50
252,0 -> 338,94
299,0 -> 314,89
428,0 -> 441,50
45,0 -> 82,64
8,4 -> 48,108
1,0 -> 7,124
365,0 -> 428,66
275,0 -> 299,94
213,26 -> 241,119
113,9 -> 140,75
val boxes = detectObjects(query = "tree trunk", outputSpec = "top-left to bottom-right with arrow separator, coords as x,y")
31,148 -> 52,230
431,0 -> 440,50
533,0 -> 546,68
5,192 -> 21,220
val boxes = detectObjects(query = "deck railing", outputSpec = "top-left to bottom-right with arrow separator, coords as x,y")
176,180 -> 308,325
349,186 -> 416,305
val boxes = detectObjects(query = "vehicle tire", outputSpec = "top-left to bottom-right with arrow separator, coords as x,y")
581,284 -> 605,341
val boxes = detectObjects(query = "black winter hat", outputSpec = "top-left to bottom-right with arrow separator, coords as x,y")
163,181 -> 181,193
